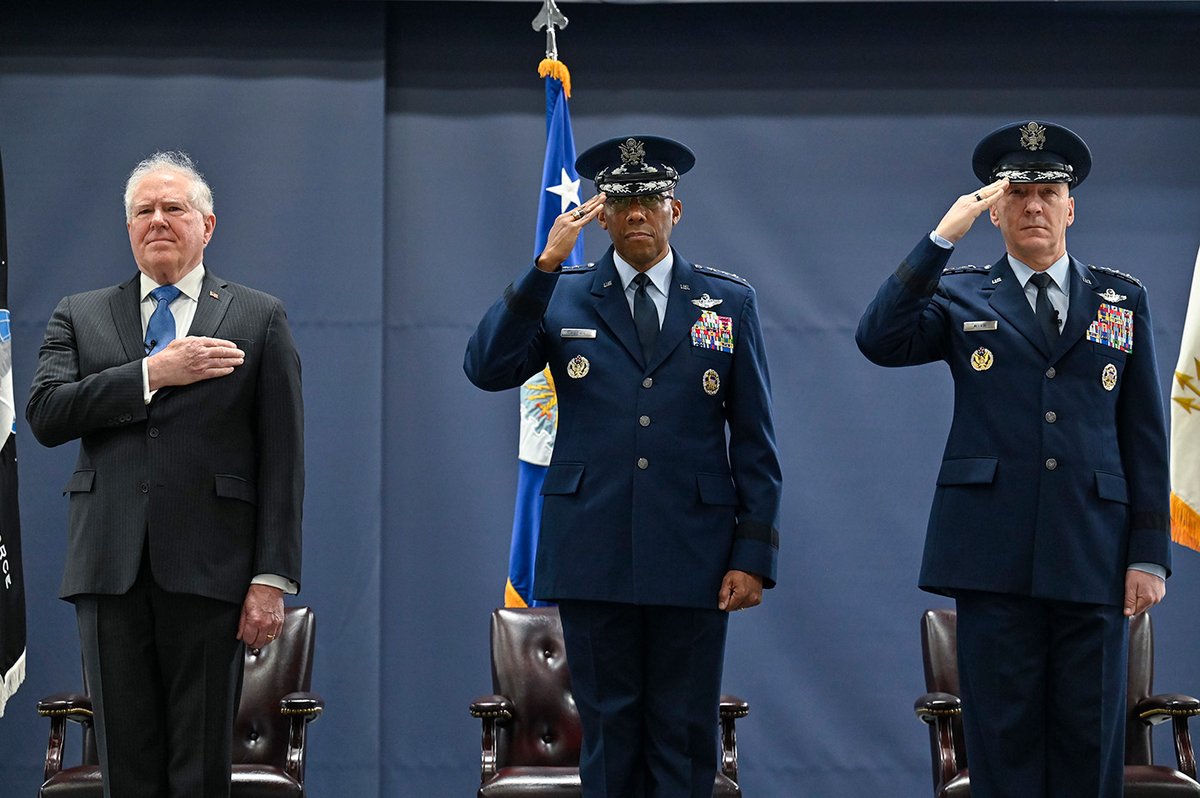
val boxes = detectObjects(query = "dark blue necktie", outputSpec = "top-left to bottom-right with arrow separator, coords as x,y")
145,285 -> 182,355
1029,272 -> 1060,348
632,273 -> 659,361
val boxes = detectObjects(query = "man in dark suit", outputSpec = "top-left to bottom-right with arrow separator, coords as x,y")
466,136 -> 782,798
27,151 -> 304,798
857,121 -> 1170,798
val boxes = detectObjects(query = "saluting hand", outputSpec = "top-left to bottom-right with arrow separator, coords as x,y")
934,178 -> 1009,244
535,192 -> 607,273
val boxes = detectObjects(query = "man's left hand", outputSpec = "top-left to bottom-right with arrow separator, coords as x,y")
718,570 -> 764,612
1124,568 -> 1166,617
238,584 -> 285,649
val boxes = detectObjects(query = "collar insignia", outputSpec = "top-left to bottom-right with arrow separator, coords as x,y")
691,293 -> 723,309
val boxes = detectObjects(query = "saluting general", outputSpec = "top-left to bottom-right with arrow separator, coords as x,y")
465,135 -> 782,798
856,121 -> 1170,798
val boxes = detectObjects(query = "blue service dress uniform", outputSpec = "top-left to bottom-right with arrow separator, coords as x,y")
466,245 -> 781,797
856,234 -> 1171,797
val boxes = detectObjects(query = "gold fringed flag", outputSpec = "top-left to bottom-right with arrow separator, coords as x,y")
1170,246 -> 1200,551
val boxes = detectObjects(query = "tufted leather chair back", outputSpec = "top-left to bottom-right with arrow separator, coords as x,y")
490,607 -> 583,768
232,606 -> 317,766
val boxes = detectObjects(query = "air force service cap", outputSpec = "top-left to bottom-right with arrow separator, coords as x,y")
972,120 -> 1092,187
575,135 -> 695,197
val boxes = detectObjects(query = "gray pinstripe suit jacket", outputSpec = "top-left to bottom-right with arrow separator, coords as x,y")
27,270 -> 304,605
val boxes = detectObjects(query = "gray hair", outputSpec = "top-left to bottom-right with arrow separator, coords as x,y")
123,151 -> 214,222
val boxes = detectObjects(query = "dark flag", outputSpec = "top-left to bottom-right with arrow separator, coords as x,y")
0,148 -> 26,716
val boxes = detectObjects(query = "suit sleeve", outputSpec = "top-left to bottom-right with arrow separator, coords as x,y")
464,264 -> 557,391
26,295 -> 147,448
1116,286 -> 1171,573
725,286 -> 783,588
856,235 -> 956,367
253,300 -> 305,588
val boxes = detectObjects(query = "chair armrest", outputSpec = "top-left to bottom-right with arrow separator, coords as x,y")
37,692 -> 93,720
718,694 -> 749,784
470,695 -> 514,783
280,691 -> 325,722
280,692 -> 325,784
915,692 -> 962,724
720,694 -> 749,720
470,694 -> 513,721
915,692 -> 963,791
1136,693 -> 1200,780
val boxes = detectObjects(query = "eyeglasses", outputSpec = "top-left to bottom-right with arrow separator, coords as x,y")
603,193 -> 674,212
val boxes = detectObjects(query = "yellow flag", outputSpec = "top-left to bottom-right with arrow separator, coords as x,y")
1171,246 -> 1200,551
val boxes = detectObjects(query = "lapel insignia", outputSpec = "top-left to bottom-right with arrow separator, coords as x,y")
991,277 -> 1003,284
566,355 -> 590,379
1101,363 -> 1118,391
970,347 -> 994,371
209,290 -> 219,299
1099,288 -> 1127,303
691,293 -> 722,309
702,369 -> 721,396
679,283 -> 690,291
690,310 -> 734,353
1086,302 -> 1134,353
602,280 -> 614,289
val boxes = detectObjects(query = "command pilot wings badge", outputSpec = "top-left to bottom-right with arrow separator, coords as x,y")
1099,288 -> 1127,303
690,293 -> 722,309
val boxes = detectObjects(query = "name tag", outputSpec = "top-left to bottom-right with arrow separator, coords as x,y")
963,320 -> 998,332
560,328 -> 597,339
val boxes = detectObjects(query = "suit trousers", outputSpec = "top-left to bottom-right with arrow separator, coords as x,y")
557,600 -> 729,798
955,590 -> 1128,798
75,549 -> 244,798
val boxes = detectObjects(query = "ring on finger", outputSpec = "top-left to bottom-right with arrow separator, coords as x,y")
974,193 -> 983,202
571,208 -> 584,221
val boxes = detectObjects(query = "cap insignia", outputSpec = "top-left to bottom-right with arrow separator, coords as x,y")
1019,121 -> 1047,151
619,138 -> 646,166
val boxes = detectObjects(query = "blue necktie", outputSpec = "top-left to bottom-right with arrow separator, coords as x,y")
632,273 -> 659,361
145,285 -> 182,355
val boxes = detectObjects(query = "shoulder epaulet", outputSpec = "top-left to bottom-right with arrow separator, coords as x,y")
941,263 -> 993,276
560,262 -> 596,274
693,263 -> 750,287
1087,264 -> 1142,287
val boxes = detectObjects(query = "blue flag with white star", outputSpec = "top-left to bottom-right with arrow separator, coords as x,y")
505,62 -> 581,608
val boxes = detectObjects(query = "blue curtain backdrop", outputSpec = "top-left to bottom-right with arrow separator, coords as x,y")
2,2 -> 1199,795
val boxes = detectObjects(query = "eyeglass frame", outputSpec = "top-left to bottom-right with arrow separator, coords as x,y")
602,193 -> 676,212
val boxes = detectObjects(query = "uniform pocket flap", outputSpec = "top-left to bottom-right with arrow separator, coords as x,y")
1095,471 -> 1129,504
936,457 -> 998,486
63,469 -> 95,494
540,463 -> 584,496
697,472 -> 738,506
214,474 -> 257,504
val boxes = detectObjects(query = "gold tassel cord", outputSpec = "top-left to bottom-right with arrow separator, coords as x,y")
538,58 -> 572,99
1171,491 -> 1200,553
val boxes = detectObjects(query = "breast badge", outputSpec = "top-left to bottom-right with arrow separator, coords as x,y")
970,347 -> 994,372
567,355 -> 590,379
691,293 -> 723,309
691,310 -> 734,353
1086,303 -> 1133,353
1099,288 -> 1127,303
1101,363 -> 1118,391
702,369 -> 721,396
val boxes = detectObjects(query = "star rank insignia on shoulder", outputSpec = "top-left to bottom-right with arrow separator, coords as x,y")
942,263 -> 992,276
693,263 -> 750,286
561,262 -> 596,274
1088,264 -> 1142,287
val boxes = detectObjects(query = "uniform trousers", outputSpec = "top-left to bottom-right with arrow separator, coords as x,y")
75,548 -> 244,798
955,590 -> 1128,798
557,600 -> 729,798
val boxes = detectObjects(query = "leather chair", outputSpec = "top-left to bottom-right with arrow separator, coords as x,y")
36,606 -> 324,798
915,607 -> 1200,797
469,606 -> 748,797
